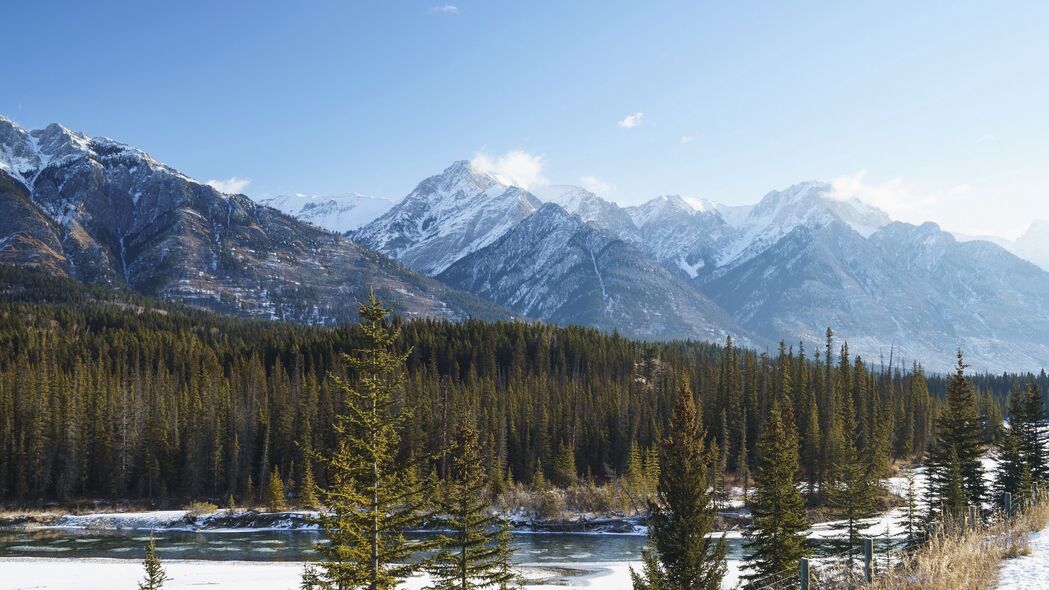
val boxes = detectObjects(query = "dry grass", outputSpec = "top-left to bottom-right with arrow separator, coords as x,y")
870,495 -> 1049,590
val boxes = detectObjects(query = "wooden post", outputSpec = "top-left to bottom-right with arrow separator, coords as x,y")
864,537 -> 874,583
799,557 -> 810,590
1004,492 -> 1013,517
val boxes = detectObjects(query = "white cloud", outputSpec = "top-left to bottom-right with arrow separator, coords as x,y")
617,112 -> 644,129
580,175 -> 612,195
206,177 -> 251,194
830,170 -> 940,220
680,135 -> 697,144
949,184 -> 971,195
430,4 -> 458,13
469,150 -> 547,190
979,133 -> 997,143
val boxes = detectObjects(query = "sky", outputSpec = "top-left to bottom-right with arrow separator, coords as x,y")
4,0 -> 1049,239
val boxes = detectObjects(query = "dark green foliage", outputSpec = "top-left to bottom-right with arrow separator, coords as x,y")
631,379 -> 726,590
926,352 -> 986,518
743,400 -> 808,588
0,264 -> 1041,521
429,422 -> 518,590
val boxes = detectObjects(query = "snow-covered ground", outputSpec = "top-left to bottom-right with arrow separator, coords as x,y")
0,558 -> 651,590
997,527 -> 1049,590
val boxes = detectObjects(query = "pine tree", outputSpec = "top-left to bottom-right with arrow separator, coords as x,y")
631,378 -> 726,590
265,465 -> 287,512
827,390 -> 877,559
300,459 -> 319,509
897,470 -> 920,544
138,536 -> 168,590
926,351 -> 985,517
553,442 -> 578,487
311,293 -> 433,590
429,421 -> 518,590
996,390 -> 1028,501
1022,381 -> 1047,484
742,400 -> 808,588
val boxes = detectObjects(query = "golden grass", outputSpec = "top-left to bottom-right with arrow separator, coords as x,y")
869,495 -> 1049,590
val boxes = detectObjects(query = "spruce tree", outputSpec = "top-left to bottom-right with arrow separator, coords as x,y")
926,351 -> 985,517
138,536 -> 168,590
300,458 -> 320,509
996,389 -> 1028,501
742,400 -> 808,589
1022,381 -> 1047,484
311,293 -> 433,590
827,389 -> 877,559
429,421 -> 518,590
631,379 -> 726,590
897,469 -> 919,544
265,465 -> 287,512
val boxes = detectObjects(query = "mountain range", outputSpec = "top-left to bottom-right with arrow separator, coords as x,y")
0,116 -> 510,324
2,116 -> 1048,372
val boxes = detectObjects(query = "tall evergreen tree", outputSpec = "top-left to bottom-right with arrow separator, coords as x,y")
631,379 -> 726,590
311,294 -> 433,590
897,470 -> 920,544
429,421 -> 518,590
925,351 -> 985,517
742,400 -> 808,589
1021,381 -> 1047,484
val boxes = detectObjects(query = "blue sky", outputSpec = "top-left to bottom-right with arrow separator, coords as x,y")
5,1 -> 1048,237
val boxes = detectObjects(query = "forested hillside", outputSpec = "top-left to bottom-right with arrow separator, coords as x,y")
0,265 -> 1042,504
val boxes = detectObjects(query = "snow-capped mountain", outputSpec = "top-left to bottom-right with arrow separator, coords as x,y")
353,160 -> 542,275
0,117 -> 512,324
1014,220 -> 1049,272
438,203 -> 754,344
259,192 -> 394,233
711,181 -> 892,272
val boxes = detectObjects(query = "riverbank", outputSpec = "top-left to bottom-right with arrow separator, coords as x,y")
0,508 -> 648,535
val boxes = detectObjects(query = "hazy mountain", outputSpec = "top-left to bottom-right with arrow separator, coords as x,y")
1014,220 -> 1049,272
0,117 -> 512,324
353,160 -> 542,275
260,192 -> 395,233
439,203 -> 755,344
704,220 -> 1049,372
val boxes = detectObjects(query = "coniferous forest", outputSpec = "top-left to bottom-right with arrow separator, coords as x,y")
0,265 -> 1045,508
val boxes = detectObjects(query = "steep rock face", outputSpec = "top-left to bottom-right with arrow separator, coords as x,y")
439,203 -> 755,345
354,161 -> 542,274
0,117 -> 512,324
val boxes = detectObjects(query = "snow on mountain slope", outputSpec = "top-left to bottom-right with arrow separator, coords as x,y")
260,192 -> 394,233
439,203 -> 756,345
353,160 -> 542,275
